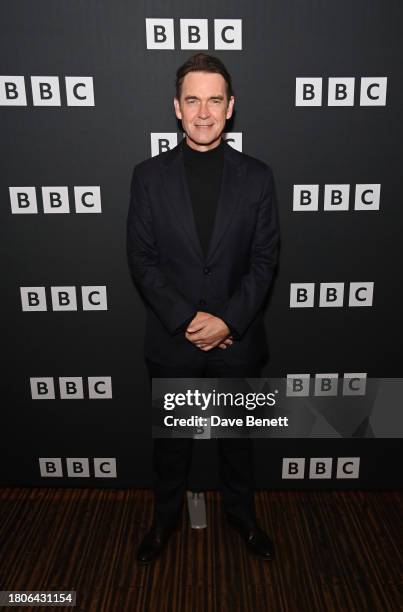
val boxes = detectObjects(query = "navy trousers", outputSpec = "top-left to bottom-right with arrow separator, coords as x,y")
146,353 -> 263,529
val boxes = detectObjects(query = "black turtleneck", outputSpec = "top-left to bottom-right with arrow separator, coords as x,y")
180,137 -> 238,340
182,136 -> 224,257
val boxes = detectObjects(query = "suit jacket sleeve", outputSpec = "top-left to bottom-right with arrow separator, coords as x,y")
126,165 -> 197,336
221,319 -> 239,340
217,165 -> 280,338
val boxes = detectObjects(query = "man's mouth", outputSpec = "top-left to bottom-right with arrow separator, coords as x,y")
195,124 -> 213,128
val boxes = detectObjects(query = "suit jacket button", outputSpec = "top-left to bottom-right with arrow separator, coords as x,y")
203,267 -> 211,275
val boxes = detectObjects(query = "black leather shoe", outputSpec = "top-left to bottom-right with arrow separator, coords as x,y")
226,515 -> 275,561
136,521 -> 177,565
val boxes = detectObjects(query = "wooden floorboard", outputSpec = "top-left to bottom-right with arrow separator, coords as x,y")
0,488 -> 401,611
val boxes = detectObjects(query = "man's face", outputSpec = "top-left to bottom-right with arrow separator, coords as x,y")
174,71 -> 234,151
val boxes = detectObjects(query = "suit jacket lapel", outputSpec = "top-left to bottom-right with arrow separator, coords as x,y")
163,138 -> 244,263
163,139 -> 204,261
206,140 -> 244,262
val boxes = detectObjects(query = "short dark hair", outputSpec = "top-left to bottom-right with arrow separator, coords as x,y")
175,52 -> 233,102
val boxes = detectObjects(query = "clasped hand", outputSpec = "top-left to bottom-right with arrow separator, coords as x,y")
185,311 -> 233,351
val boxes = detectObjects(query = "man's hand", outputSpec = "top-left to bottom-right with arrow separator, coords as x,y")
185,311 -> 233,351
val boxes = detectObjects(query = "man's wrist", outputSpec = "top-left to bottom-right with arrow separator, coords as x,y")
174,312 -> 197,335
220,318 -> 239,340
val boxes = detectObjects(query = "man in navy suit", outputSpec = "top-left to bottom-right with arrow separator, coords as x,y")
127,53 -> 279,564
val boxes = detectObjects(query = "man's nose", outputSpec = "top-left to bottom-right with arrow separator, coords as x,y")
198,103 -> 210,118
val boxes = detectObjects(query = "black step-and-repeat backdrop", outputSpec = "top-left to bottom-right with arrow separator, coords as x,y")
2,1 -> 402,490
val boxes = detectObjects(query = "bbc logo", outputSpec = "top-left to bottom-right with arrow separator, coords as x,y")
145,19 -> 242,50
290,282 -> 374,308
293,184 -> 380,211
151,132 -> 242,156
282,457 -> 360,479
30,377 -> 112,400
10,186 -> 102,214
0,76 -> 94,106
20,286 -> 108,311
295,77 -> 387,106
286,373 -> 367,397
39,458 -> 117,478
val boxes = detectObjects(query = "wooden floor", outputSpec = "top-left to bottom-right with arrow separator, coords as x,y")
0,488 -> 401,612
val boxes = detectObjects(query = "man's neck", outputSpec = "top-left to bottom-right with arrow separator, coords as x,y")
184,135 -> 223,153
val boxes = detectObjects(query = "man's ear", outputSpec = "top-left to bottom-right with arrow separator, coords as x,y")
226,96 -> 235,120
174,97 -> 182,120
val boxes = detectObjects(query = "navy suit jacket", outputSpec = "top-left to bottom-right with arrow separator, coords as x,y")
126,137 -> 280,367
